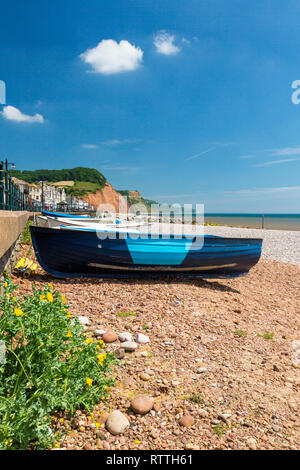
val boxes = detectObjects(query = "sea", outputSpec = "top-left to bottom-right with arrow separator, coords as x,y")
202,213 -> 300,231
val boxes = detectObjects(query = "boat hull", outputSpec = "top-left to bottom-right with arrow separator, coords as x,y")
30,226 -> 262,279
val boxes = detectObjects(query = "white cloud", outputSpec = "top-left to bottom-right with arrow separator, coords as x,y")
154,31 -> 181,55
1,106 -> 44,123
185,147 -> 215,161
81,144 -> 99,149
255,158 -> 300,167
224,186 -> 300,196
100,138 -> 140,146
80,39 -> 143,74
270,146 -> 300,156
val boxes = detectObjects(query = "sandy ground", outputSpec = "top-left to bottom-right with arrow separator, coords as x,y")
15,240 -> 300,450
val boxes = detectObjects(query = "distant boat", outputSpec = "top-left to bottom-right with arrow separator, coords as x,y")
30,225 -> 262,279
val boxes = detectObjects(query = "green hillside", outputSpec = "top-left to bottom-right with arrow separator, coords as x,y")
9,167 -> 106,189
118,190 -> 157,210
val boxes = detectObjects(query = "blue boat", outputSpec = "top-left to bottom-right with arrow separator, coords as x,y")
41,210 -> 92,219
30,226 -> 262,279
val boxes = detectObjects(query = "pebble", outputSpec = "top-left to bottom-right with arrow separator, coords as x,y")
77,316 -> 89,326
120,341 -> 138,351
140,373 -> 151,381
94,329 -> 106,336
185,443 -> 200,450
150,429 -> 158,439
136,333 -> 150,344
197,367 -> 207,374
198,409 -> 209,418
131,396 -> 154,415
98,412 -> 109,425
247,437 -> 257,450
105,411 -> 130,435
179,415 -> 195,427
115,348 -> 125,359
119,332 -> 132,342
171,380 -> 180,386
102,331 -> 118,343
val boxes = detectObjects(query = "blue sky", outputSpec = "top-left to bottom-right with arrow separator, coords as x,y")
1,0 -> 300,212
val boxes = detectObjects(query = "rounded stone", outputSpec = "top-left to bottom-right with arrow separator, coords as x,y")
102,331 -> 118,343
115,348 -> 126,359
179,415 -> 195,427
106,410 -> 129,435
120,341 -> 138,351
94,329 -> 106,337
136,333 -> 150,344
131,396 -> 154,415
140,373 -> 151,381
247,437 -> 257,450
119,332 -> 132,342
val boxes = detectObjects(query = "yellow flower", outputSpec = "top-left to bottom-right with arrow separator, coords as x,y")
46,292 -> 53,302
47,283 -> 53,291
14,308 -> 23,317
5,293 -> 9,298
40,294 -> 45,301
66,331 -> 72,338
12,297 -> 16,302
98,340 -> 104,346
97,353 -> 107,365
86,377 -> 93,387
134,440 -> 142,444
85,338 -> 93,344
4,281 -> 7,288
60,418 -> 64,423
40,342 -> 43,346
61,295 -> 66,304
66,313 -> 72,318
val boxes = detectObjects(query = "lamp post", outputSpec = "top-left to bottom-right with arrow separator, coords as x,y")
5,159 -> 15,170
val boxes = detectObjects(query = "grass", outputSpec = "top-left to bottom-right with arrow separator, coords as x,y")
234,329 -> 247,337
189,393 -> 203,404
257,332 -> 274,340
117,311 -> 136,318
142,324 -> 149,330
213,423 -> 227,437
20,220 -> 32,245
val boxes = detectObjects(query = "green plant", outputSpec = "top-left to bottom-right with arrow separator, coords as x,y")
213,423 -> 227,437
142,324 -> 149,330
20,220 -> 33,245
117,311 -> 136,318
234,329 -> 247,337
189,393 -> 203,404
257,332 -> 274,340
0,278 -> 117,449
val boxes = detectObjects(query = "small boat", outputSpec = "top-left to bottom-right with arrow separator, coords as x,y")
30,225 -> 262,279
36,215 -> 148,229
41,210 -> 91,219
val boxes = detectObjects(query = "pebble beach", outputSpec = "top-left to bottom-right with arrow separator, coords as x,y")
14,226 -> 300,450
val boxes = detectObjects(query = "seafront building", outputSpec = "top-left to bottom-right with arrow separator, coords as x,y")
12,178 -> 91,211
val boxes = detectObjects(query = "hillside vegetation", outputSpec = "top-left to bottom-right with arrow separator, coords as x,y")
10,167 -> 106,189
118,190 -> 157,210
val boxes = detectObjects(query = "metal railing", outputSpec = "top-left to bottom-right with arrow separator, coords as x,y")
0,160 -> 31,211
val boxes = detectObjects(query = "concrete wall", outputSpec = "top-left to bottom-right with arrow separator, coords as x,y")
0,211 -> 29,276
